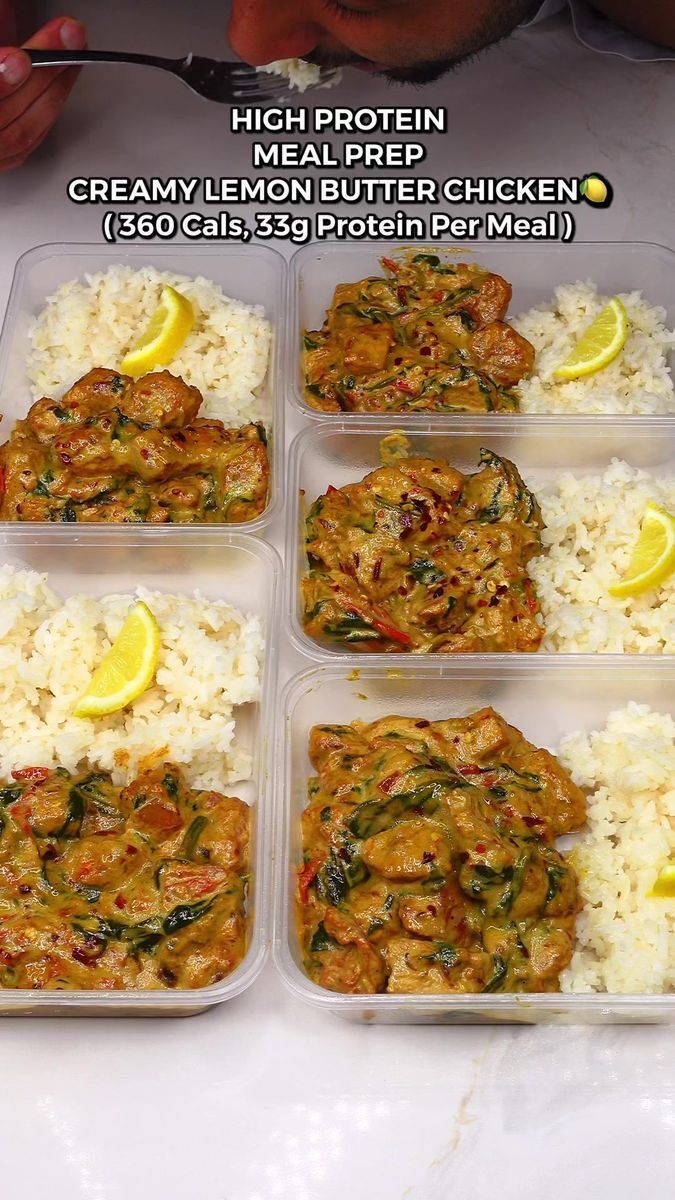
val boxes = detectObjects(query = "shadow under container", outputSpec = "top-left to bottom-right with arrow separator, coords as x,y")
286,418 -> 675,664
0,242 -> 286,535
0,531 -> 279,1016
288,239 -> 675,423
275,663 -> 675,1024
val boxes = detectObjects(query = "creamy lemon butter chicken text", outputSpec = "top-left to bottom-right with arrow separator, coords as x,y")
298,710 -> 586,995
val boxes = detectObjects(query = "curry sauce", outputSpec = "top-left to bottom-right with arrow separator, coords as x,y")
0,762 -> 249,990
0,367 -> 268,523
298,710 -> 586,995
302,450 -> 544,654
303,255 -> 534,414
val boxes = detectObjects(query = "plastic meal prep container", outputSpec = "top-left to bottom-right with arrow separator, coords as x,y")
288,239 -> 675,422
286,418 -> 675,664
0,531 -> 279,1016
275,662 -> 675,1025
0,242 -> 286,534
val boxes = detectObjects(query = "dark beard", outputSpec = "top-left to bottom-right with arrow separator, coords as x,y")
304,0 -> 536,86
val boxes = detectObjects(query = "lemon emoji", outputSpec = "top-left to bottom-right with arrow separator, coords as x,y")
580,174 -> 610,205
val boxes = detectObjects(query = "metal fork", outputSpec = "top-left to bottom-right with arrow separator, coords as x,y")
28,49 -> 339,104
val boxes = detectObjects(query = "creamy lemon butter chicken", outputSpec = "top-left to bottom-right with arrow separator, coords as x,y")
0,567 -> 263,991
298,709 -> 586,995
303,254 -> 535,414
303,450 -> 543,654
0,368 -> 268,524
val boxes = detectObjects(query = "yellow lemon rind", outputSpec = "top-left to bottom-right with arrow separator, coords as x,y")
553,296 -> 628,381
119,285 -> 195,377
608,501 -> 675,599
73,601 -> 160,718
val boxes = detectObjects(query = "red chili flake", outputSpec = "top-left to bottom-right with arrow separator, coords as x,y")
475,843 -> 487,854
394,357 -> 403,366
379,772 -> 401,795
420,346 -> 431,356
427,904 -> 437,916
398,586 -> 407,596
415,719 -> 430,728
477,599 -> 488,608
353,552 -> 360,568
372,558 -> 382,582
60,453 -> 72,465
114,894 -> 126,909
523,815 -> 545,827
396,380 -> 416,394
126,845 -> 139,856
422,851 -> 435,864
431,289 -> 444,302
140,448 -> 150,461
326,484 -> 338,494
523,579 -> 538,613
382,257 -> 400,275
457,763 -> 481,776
11,767 -> 49,783
397,286 -> 407,304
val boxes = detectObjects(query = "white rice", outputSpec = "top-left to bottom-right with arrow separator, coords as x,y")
514,281 -> 675,415
257,59 -> 341,91
559,703 -> 675,994
0,566 -> 263,792
530,459 -> 675,654
27,266 -> 272,427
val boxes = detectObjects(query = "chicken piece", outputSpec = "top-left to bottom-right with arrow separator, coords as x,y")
362,818 -> 451,881
307,906 -> 386,994
338,325 -> 395,375
156,885 -> 247,988
469,321 -> 535,386
450,709 -> 511,760
462,273 -> 512,327
384,936 -> 455,994
158,861 -> 228,907
9,774 -> 74,839
60,836 -> 142,889
52,424 -> 120,475
60,367 -> 132,416
521,918 -> 576,987
121,370 -> 202,428
121,766 -> 186,840
398,895 -> 448,940
190,793 -> 249,872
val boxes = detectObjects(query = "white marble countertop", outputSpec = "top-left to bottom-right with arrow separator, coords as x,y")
1,4 -> 674,1199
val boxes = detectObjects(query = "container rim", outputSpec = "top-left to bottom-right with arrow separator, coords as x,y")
0,240 -> 288,535
0,531 -> 282,1013
287,237 -> 675,422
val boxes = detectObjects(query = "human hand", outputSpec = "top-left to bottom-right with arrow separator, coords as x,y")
0,15 -> 86,173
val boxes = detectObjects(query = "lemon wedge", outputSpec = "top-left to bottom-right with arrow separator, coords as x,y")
120,285 -> 194,376
74,601 -> 160,718
608,502 -> 675,599
553,296 -> 628,380
649,865 -> 675,898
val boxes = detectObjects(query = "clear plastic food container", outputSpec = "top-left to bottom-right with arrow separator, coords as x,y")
288,239 -> 675,422
0,531 -> 279,1016
0,242 -> 286,534
286,419 -> 675,664
275,662 -> 675,1024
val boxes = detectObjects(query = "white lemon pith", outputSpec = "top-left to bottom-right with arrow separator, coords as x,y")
119,285 -> 194,376
73,601 -> 160,717
553,296 -> 628,380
